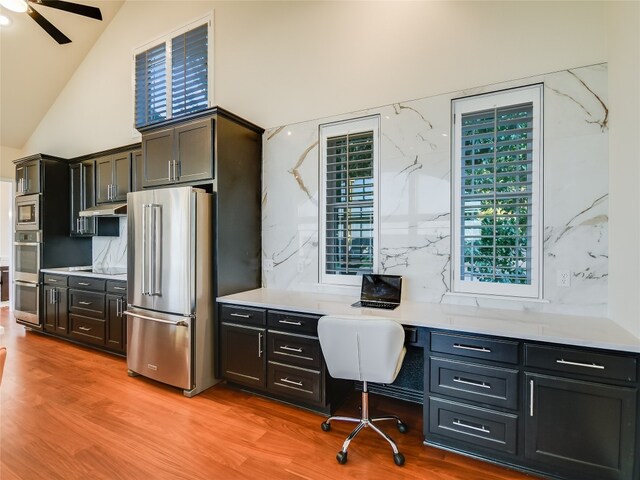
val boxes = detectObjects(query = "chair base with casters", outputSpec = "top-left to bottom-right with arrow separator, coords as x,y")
320,380 -> 408,466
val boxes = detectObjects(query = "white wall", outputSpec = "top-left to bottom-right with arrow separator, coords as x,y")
608,1 -> 640,336
0,180 -> 12,265
0,146 -> 23,179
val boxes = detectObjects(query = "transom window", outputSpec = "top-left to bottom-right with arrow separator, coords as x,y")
452,85 -> 543,298
134,16 -> 212,129
320,116 -> 380,286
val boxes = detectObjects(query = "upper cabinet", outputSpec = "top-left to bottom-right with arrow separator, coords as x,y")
141,117 -> 213,188
70,160 -> 96,236
15,158 -> 41,196
96,152 -> 130,204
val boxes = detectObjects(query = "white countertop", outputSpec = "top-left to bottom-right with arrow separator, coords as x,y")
218,288 -> 640,354
41,267 -> 127,282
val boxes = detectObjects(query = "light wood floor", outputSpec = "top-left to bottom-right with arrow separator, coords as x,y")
0,307 -> 537,479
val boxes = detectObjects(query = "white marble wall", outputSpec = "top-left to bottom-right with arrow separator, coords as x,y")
92,217 -> 127,270
263,64 -> 609,316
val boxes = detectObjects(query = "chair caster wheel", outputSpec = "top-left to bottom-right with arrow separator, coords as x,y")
397,421 -> 408,433
321,422 -> 331,432
393,452 -> 405,466
336,451 -> 348,464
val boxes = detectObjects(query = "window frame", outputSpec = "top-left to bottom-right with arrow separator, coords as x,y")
451,84 -> 544,299
132,13 -> 214,130
319,115 -> 381,287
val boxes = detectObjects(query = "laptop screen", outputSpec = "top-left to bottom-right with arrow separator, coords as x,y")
360,274 -> 402,303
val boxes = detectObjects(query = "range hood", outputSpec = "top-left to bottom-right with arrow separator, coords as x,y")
79,203 -> 127,217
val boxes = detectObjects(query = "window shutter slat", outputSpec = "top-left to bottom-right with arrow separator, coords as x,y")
171,23 -> 208,117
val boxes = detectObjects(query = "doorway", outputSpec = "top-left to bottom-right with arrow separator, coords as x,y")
0,178 -> 13,308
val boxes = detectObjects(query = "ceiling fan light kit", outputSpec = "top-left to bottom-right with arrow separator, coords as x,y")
1,0 -> 102,44
0,0 -> 28,13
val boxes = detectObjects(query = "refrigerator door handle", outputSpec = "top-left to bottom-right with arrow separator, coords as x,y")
150,204 -> 162,296
123,310 -> 188,327
141,204 -> 149,295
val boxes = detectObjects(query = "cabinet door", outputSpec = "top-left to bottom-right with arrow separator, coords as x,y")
525,373 -> 637,480
95,156 -> 113,204
221,323 -> 266,388
106,294 -> 125,352
142,128 -> 174,187
112,153 -> 130,201
43,285 -> 57,333
175,118 -> 213,183
69,164 -> 82,235
55,287 -> 69,335
16,160 -> 40,195
131,150 -> 143,192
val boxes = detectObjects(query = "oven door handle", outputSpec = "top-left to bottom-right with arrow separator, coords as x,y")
14,280 -> 38,287
14,242 -> 40,247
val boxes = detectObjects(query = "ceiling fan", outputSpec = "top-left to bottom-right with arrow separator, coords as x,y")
0,0 -> 102,44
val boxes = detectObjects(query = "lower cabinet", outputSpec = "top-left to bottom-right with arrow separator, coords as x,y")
424,330 -> 640,480
219,303 -> 350,414
41,273 -> 127,355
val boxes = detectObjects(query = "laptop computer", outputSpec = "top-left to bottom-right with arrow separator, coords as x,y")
351,274 -> 403,310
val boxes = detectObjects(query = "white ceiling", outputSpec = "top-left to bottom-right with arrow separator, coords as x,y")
0,0 -> 124,149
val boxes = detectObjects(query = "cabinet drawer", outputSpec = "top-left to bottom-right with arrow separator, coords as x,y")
430,357 -> 519,410
220,304 -> 266,327
106,280 -> 127,295
69,276 -> 106,291
525,344 -> 637,382
428,397 -> 518,454
431,332 -> 519,364
69,290 -> 105,319
43,274 -> 68,286
268,331 -> 322,370
267,361 -> 322,404
267,310 -> 320,335
69,314 -> 105,345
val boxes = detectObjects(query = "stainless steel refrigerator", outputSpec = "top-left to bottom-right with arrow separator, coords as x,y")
124,186 -> 218,397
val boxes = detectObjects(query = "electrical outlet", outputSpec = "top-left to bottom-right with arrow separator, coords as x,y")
263,259 -> 274,272
557,270 -> 571,287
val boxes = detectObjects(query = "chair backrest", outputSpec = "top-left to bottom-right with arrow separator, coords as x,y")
0,347 -> 6,386
318,315 -> 406,384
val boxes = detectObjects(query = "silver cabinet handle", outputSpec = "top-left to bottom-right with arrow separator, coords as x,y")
49,288 -> 54,304
76,218 -> 80,233
49,279 -> 58,283
280,377 -> 303,387
279,319 -> 302,326
529,379 -> 534,417
280,345 -> 303,353
258,332 -> 263,358
453,419 -> 490,434
172,160 -> 177,181
453,343 -> 491,353
78,301 -> 92,305
230,313 -> 251,318
112,286 -> 126,291
78,282 -> 91,286
168,161 -> 172,181
453,376 -> 491,389
78,326 -> 92,332
556,359 -> 605,370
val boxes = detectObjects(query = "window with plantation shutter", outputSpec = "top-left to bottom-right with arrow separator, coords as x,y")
452,85 -> 543,298
134,16 -> 212,129
320,116 -> 380,286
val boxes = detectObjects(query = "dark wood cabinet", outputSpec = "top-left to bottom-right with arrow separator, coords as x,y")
96,152 -> 129,204
43,284 -> 68,336
106,294 -> 126,352
0,267 -> 8,302
15,158 -> 41,195
130,149 -> 143,192
141,117 -> 213,188
221,322 -> 266,388
70,160 -> 96,236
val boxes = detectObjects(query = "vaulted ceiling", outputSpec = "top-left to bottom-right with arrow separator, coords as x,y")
0,0 -> 124,150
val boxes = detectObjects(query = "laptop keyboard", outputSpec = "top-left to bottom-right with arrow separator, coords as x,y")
360,301 -> 398,310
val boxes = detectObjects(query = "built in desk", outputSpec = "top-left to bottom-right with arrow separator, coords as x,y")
218,288 -> 640,480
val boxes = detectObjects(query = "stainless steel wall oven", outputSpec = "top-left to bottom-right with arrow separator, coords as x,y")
14,230 -> 41,326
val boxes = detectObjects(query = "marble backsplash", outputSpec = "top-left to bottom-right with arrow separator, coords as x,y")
92,217 -> 127,270
262,63 -> 609,317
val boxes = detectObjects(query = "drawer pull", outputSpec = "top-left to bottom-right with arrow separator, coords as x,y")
453,376 -> 491,389
230,313 -> 251,318
280,345 -> 303,353
453,419 -> 490,434
280,377 -> 303,387
279,319 -> 302,326
556,359 -> 605,370
78,282 -> 91,286
78,301 -> 92,305
49,279 -> 58,283
78,326 -> 92,332
453,343 -> 491,353
530,379 -> 534,417
112,286 -> 126,291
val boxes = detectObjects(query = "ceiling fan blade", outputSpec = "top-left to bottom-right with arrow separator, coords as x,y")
26,6 -> 71,44
29,0 -> 102,21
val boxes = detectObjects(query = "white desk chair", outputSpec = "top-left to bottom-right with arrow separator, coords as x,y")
318,314 -> 408,466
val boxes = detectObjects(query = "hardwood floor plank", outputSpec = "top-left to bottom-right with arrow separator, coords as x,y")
0,307 -> 538,479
